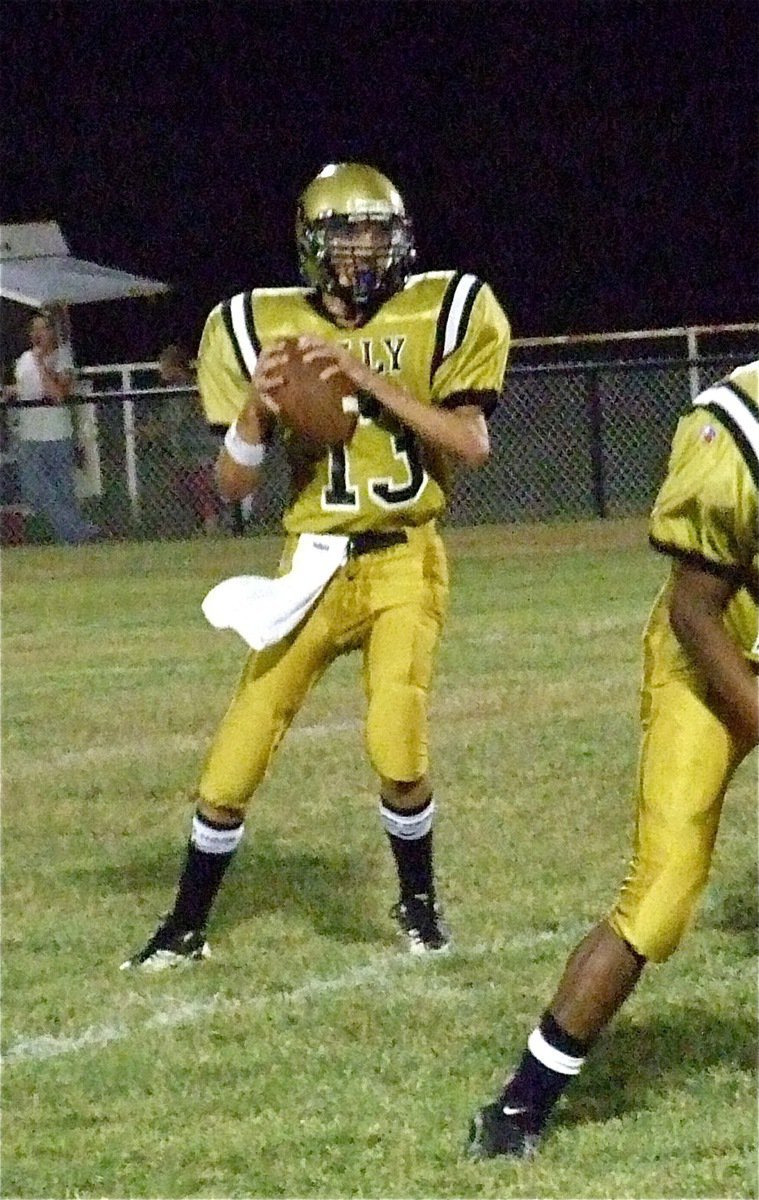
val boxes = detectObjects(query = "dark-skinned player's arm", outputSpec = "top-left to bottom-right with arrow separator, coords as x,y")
669,561 -> 759,748
299,336 -> 490,468
215,347 -> 284,502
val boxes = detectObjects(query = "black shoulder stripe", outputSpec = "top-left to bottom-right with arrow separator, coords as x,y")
453,278 -> 484,355
220,299 -> 249,379
699,401 -> 759,491
220,291 -> 260,381
648,536 -> 747,585
429,272 -> 463,384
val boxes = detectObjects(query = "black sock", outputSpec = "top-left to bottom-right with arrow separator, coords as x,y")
168,812 -> 243,932
501,1012 -> 590,1126
382,797 -> 435,901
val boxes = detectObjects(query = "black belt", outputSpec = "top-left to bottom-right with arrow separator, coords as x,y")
347,530 -> 408,558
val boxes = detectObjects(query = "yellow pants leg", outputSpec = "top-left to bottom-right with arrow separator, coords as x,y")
198,598 -> 344,811
361,526 -> 448,782
608,608 -> 746,962
362,601 -> 443,781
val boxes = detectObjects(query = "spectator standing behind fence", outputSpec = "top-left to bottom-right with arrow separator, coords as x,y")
140,344 -> 221,536
2,311 -> 97,545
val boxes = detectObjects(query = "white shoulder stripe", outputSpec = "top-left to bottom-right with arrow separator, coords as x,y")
229,292 -> 258,377
443,273 -> 478,357
694,384 -> 759,468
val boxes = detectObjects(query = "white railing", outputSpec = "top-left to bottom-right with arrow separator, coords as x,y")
511,321 -> 758,401
79,318 -> 759,393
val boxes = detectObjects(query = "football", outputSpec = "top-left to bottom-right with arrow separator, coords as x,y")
270,338 -> 359,446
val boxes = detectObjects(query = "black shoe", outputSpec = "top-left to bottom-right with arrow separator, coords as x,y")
391,893 -> 450,954
467,1100 -> 541,1160
120,918 -> 210,972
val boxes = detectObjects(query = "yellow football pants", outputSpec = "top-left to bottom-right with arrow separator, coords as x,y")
198,523 -> 449,810
608,588 -> 750,962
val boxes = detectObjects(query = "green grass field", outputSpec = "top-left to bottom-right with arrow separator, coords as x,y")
2,520 -> 756,1200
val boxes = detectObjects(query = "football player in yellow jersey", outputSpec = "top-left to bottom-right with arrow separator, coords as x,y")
122,162 -> 510,970
469,361 -> 759,1159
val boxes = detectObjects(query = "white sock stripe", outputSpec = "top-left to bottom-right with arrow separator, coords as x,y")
191,815 -> 244,856
379,800 -> 435,840
528,1027 -> 585,1076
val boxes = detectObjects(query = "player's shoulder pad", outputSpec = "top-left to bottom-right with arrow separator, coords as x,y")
405,269 -> 459,285
386,272 -> 459,320
392,271 -> 491,360
726,360 -> 759,408
201,290 -> 260,381
400,270 -> 457,305
202,286 -> 315,381
427,272 -> 506,378
693,361 -> 759,490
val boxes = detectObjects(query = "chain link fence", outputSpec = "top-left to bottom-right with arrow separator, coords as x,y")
0,350 -> 753,545
450,355 -> 729,525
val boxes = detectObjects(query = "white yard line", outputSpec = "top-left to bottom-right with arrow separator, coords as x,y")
4,703 -> 505,779
2,925 -> 582,1066
4,719 -> 363,778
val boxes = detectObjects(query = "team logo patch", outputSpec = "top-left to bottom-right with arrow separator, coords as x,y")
700,423 -> 718,443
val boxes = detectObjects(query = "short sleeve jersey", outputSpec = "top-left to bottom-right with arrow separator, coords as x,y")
649,361 -> 759,660
196,271 -> 510,534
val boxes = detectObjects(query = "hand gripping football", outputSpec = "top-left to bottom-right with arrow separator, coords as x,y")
270,338 -> 359,446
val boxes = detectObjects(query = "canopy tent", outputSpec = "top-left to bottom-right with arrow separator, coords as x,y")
0,223 -> 170,510
0,221 -> 169,307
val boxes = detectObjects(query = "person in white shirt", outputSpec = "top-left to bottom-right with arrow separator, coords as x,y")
7,312 -> 97,544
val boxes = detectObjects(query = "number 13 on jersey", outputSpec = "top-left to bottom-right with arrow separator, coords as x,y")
322,428 -> 428,512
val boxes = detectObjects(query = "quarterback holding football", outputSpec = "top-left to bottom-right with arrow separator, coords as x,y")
123,162 -> 510,970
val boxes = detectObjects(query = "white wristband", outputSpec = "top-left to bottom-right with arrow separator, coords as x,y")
224,420 -> 265,467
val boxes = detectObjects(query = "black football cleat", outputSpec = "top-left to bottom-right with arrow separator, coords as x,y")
120,918 -> 210,972
467,1100 -> 541,1160
391,893 -> 451,954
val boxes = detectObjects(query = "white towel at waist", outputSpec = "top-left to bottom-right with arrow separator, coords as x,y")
202,533 -> 349,650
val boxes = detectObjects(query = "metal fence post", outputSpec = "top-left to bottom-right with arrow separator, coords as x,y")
121,366 -> 140,522
687,328 -> 700,399
586,369 -> 607,518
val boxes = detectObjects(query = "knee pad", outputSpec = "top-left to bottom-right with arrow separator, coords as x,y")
366,681 -> 428,780
609,859 -> 711,963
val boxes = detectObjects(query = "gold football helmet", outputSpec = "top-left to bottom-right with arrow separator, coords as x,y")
296,163 -> 415,307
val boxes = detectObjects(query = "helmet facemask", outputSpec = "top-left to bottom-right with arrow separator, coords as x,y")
298,211 -> 415,308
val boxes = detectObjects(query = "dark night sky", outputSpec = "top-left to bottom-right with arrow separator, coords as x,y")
2,0 -> 757,364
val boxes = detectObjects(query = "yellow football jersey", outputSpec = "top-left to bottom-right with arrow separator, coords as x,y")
197,271 -> 510,534
649,361 -> 759,660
